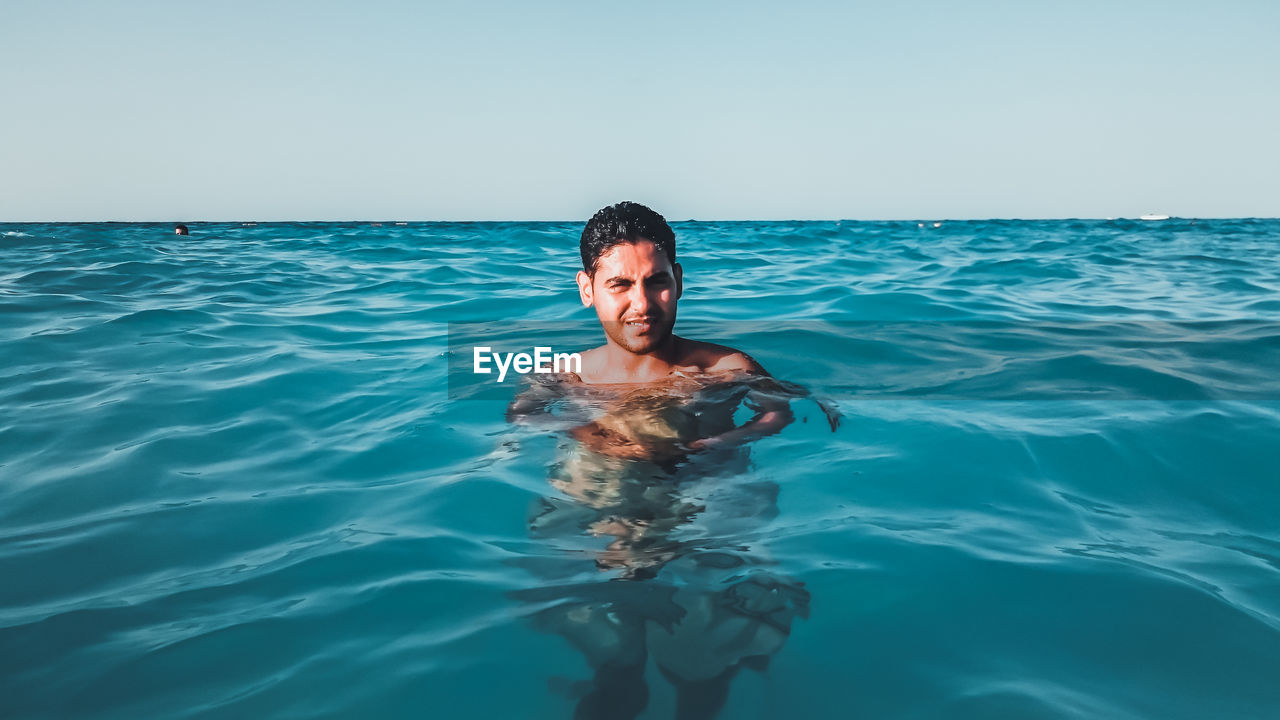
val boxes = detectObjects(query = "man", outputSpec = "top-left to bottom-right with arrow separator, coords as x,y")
506,202 -> 814,720
509,200 -> 793,457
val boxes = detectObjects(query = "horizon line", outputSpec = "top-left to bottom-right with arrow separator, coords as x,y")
3,216 -> 1278,224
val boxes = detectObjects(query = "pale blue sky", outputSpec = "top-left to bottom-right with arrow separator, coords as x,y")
2,0 -> 1277,221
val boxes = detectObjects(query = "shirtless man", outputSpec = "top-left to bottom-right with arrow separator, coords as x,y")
508,200 -> 792,463
507,202 -> 813,720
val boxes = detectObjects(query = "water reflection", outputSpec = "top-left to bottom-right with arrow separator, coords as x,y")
508,374 -> 831,719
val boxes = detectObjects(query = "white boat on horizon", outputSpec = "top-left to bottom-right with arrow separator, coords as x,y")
1139,214 -> 1170,221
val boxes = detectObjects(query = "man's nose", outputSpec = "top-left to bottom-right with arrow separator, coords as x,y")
629,284 -> 651,313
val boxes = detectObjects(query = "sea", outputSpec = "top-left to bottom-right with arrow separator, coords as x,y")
2,219 -> 1278,719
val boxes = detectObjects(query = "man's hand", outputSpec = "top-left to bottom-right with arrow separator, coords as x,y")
569,422 -> 657,461
686,406 -> 794,452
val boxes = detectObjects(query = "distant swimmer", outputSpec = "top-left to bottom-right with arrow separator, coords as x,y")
174,224 -> 189,236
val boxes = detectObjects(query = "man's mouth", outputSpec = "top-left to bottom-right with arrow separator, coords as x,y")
623,317 -> 656,333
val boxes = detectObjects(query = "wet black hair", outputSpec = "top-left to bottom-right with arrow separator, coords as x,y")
174,224 -> 189,235
579,201 -> 675,273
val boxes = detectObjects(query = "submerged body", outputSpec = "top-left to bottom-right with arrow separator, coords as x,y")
510,371 -> 811,720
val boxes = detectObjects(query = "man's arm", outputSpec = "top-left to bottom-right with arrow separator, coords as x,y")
505,376 -> 568,424
706,349 -> 842,433
688,351 -> 795,450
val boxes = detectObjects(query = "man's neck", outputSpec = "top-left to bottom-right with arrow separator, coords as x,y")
597,334 -> 682,383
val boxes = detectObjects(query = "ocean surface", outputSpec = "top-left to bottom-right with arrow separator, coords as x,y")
2,219 -> 1278,719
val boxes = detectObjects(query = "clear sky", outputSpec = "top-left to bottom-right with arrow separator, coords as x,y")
2,0 -> 1277,221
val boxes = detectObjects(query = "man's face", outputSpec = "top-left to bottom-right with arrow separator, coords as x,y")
577,240 -> 682,354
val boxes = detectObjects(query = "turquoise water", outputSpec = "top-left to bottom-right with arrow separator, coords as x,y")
2,219 -> 1279,719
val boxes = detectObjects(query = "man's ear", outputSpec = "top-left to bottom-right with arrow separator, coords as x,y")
576,270 -> 594,307
674,263 -> 683,299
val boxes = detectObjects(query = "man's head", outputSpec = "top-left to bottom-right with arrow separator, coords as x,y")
580,202 -> 676,274
577,202 -> 682,354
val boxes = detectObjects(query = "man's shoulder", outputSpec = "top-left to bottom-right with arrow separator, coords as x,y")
677,338 -> 767,375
